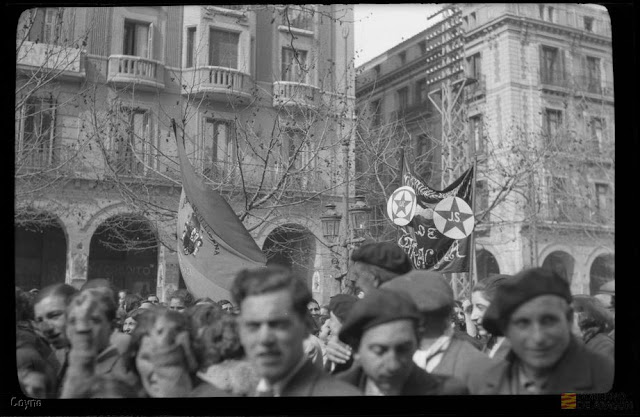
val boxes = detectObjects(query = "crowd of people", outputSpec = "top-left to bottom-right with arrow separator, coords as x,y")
15,242 -> 615,398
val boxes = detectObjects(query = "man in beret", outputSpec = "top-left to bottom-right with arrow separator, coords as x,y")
349,242 -> 413,297
336,289 -> 468,395
324,294 -> 359,374
382,270 -> 495,390
468,267 -> 614,394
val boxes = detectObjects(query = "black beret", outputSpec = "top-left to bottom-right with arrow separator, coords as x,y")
328,294 -> 359,323
482,267 -> 572,336
381,270 -> 453,312
350,242 -> 413,276
338,289 -> 420,348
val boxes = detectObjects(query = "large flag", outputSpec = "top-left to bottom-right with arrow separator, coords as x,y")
396,154 -> 475,272
173,120 -> 266,301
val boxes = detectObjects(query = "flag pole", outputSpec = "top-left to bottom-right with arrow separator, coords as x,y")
468,154 -> 478,300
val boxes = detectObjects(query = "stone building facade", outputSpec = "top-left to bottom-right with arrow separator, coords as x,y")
15,5 -> 356,304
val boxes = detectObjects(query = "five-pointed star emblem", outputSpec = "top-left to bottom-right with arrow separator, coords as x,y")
394,193 -> 410,216
434,197 -> 473,236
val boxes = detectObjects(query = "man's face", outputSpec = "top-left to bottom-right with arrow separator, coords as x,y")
148,295 -> 159,305
238,289 -> 307,383
355,319 -> 417,395
307,301 -> 320,316
471,291 -> 491,336
65,297 -> 113,354
34,295 -> 69,349
351,262 -> 377,297
136,336 -> 193,398
169,298 -> 186,313
328,311 -> 343,335
505,295 -> 572,374
118,291 -> 127,307
221,302 -> 234,313
123,316 -> 137,334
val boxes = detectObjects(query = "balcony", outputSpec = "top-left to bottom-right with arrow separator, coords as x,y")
16,40 -> 85,81
574,75 -> 614,99
107,55 -> 165,91
465,74 -> 486,99
273,81 -> 320,109
181,66 -> 254,103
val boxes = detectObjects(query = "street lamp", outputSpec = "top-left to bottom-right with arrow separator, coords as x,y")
320,203 -> 342,243
348,195 -> 371,240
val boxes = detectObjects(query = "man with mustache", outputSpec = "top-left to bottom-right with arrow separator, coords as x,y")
469,267 -> 614,394
232,266 -> 361,397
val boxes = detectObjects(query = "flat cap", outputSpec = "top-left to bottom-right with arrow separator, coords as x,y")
381,270 -> 453,312
339,289 -> 420,348
350,242 -> 413,276
482,267 -> 572,336
328,294 -> 359,323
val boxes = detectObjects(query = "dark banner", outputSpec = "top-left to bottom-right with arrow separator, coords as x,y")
397,155 -> 474,273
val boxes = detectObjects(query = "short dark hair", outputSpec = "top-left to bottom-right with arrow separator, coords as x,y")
472,274 -> 511,303
170,289 -> 195,307
123,294 -> 143,313
231,266 -> 311,319
572,295 -> 614,334
34,283 -> 78,308
68,287 -> 119,324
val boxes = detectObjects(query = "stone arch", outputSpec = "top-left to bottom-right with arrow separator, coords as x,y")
15,210 -> 68,289
262,223 -> 317,290
87,213 -> 158,295
588,252 -> 614,296
475,248 -> 501,281
541,250 -> 575,284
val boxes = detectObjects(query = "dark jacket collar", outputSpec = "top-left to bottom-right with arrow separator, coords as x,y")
338,362 -> 440,395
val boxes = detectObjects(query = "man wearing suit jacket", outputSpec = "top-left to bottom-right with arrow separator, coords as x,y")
232,266 -> 361,397
382,270 -> 495,390
337,288 -> 468,395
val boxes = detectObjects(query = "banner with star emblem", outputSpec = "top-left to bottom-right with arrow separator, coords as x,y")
173,120 -> 266,301
396,154 -> 475,273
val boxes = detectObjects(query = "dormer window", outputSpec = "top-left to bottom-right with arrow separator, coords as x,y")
584,16 -> 594,32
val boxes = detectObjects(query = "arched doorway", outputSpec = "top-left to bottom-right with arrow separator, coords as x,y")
15,212 -> 67,290
262,224 -> 316,289
88,215 -> 158,295
541,251 -> 575,283
476,249 -> 500,281
589,253 -> 614,295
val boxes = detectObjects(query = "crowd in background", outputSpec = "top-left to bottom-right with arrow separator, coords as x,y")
15,243 -> 615,398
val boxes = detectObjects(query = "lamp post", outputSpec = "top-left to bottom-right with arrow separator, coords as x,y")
320,196 -> 371,295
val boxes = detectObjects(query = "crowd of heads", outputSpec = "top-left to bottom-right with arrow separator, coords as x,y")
15,242 -> 615,398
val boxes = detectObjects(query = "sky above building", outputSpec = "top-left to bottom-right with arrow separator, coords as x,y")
354,4 -> 443,67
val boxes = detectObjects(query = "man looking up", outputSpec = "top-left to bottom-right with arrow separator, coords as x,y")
469,267 -> 614,394
232,266 -> 361,397
349,242 -> 412,297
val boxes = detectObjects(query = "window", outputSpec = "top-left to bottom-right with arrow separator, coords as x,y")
584,16 -> 594,32
540,6 -> 554,23
547,7 -> 555,22
540,46 -> 563,85
549,177 -> 569,221
398,51 -> 406,66
586,56 -> 601,93
286,5 -> 314,31
539,5 -> 545,19
470,12 -> 476,26
415,134 -> 433,180
124,20 -> 152,58
203,119 -> 235,178
466,53 -> 482,80
416,78 -> 428,105
18,98 -> 56,168
594,183 -> 612,222
543,109 -> 563,145
209,29 -> 239,68
590,117 -> 604,152
370,99 -> 383,127
43,8 -> 63,44
186,27 -> 196,68
476,180 -> 489,213
418,41 -> 427,55
285,129 -> 312,171
397,87 -> 409,112
115,109 -> 149,175
282,47 -> 308,83
469,115 -> 484,153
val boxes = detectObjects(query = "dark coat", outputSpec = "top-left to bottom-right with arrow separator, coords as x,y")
468,336 -> 614,394
337,362 -> 468,395
584,332 -> 615,361
278,358 -> 362,396
482,336 -> 512,362
430,333 -> 496,388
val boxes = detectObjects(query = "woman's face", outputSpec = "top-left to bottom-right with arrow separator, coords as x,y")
123,317 -> 137,334
470,291 -> 491,336
318,319 -> 331,343
135,336 -> 193,397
